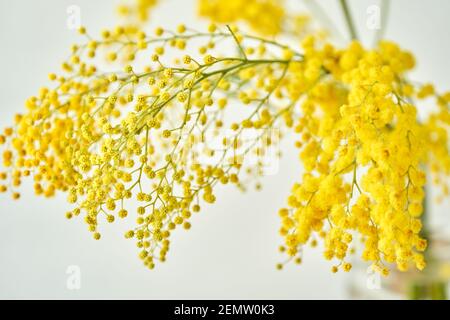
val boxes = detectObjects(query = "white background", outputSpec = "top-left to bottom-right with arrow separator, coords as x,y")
0,0 -> 449,299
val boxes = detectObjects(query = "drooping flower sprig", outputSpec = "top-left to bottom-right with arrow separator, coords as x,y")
0,24 -> 307,269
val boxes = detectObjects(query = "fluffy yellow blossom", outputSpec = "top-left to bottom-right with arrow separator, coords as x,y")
117,0 -> 158,23
198,0 -> 285,36
278,39 -> 449,274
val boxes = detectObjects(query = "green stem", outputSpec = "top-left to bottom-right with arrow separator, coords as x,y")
421,184 -> 430,255
408,182 -> 448,300
339,0 -> 358,41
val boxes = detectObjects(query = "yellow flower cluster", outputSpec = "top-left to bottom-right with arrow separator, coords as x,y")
199,0 -> 315,37
278,38 -> 450,274
0,24 -> 300,269
119,0 -> 311,37
198,0 -> 285,36
1,0 -> 449,275
117,0 -> 158,23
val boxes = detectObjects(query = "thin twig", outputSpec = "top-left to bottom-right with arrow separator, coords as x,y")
226,25 -> 248,60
